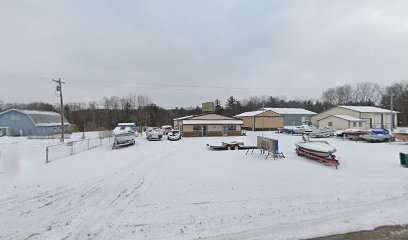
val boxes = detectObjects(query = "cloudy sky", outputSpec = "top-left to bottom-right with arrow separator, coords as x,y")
1,0 -> 408,108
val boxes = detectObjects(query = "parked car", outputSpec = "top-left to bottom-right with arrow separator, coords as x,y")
167,130 -> 181,141
112,124 -> 136,149
147,127 -> 163,141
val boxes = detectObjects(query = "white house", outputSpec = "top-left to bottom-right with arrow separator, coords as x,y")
311,106 -> 398,130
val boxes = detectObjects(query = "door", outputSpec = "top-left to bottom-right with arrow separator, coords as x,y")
384,115 -> 392,129
223,126 -> 228,136
202,126 -> 208,136
301,116 -> 307,125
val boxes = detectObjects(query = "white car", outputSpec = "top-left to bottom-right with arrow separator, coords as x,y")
167,130 -> 181,141
147,127 -> 163,141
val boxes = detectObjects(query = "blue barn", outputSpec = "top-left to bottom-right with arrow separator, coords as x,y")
0,109 -> 70,136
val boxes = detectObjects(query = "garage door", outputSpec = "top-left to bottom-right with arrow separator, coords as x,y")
373,114 -> 382,128
383,115 -> 392,128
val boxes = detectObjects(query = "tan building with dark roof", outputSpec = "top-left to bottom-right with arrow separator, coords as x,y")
173,113 -> 243,137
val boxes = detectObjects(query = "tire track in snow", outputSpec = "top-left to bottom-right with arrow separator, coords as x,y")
5,144 -> 179,240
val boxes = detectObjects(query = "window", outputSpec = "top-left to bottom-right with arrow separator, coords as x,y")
328,122 -> 333,127
359,122 -> 363,127
193,126 -> 202,131
228,125 -> 236,131
353,122 -> 357,127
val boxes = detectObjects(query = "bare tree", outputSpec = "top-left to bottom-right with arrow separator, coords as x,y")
381,81 -> 408,126
137,95 -> 152,108
336,84 -> 353,104
126,93 -> 137,109
103,96 -> 111,110
353,82 -> 381,103
110,96 -> 120,110
136,95 -> 152,128
88,101 -> 98,110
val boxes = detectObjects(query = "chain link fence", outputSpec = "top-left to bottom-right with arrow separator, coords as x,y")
46,136 -> 112,163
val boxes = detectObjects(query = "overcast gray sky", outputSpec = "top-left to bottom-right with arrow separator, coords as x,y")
1,0 -> 408,108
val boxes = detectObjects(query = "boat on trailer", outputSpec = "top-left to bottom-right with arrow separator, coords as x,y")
359,129 -> 391,143
295,136 -> 339,168
359,133 -> 391,142
337,129 -> 369,139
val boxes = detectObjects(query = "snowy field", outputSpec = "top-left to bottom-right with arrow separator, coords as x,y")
0,132 -> 408,240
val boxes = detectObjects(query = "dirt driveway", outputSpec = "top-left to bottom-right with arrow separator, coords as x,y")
309,225 -> 408,240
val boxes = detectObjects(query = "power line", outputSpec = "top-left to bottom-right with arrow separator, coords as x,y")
0,76 -> 328,91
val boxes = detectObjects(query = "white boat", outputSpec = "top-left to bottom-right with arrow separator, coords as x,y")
112,125 -> 136,148
284,125 -> 315,134
295,136 -> 337,157
307,127 -> 336,138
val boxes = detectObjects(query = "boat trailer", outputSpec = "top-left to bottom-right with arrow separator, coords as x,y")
206,142 -> 258,151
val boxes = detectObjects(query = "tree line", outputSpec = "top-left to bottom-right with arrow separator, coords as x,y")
1,80 -> 407,130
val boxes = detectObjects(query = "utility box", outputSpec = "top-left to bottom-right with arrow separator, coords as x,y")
400,152 -> 408,168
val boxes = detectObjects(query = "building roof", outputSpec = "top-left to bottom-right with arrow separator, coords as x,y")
261,108 -> 316,115
234,110 -> 271,117
118,123 -> 136,126
0,109 -> 70,126
182,119 -> 243,125
333,115 -> 366,122
173,115 -> 195,121
339,105 -> 399,113
174,113 -> 242,121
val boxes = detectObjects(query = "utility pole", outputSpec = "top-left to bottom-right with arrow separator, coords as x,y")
390,92 -> 394,131
53,78 -> 65,142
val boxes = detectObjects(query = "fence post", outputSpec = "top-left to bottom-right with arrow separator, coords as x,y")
46,146 -> 49,164
71,142 -> 74,155
100,138 -> 102,146
88,139 -> 90,150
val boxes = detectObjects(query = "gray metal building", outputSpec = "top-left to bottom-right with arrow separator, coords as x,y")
0,109 -> 70,136
260,108 -> 316,126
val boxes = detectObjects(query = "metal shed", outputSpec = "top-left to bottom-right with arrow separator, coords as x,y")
260,108 -> 316,126
0,109 -> 70,136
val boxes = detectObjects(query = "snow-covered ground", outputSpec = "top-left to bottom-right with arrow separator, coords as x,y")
0,132 -> 408,240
